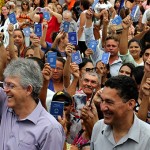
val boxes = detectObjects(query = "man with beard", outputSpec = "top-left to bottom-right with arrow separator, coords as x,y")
90,75 -> 150,150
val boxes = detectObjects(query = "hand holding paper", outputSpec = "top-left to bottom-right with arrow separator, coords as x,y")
71,50 -> 82,64
47,52 -> 57,68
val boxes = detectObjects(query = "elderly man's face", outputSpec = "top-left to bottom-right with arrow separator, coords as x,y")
63,13 -> 72,22
81,73 -> 99,96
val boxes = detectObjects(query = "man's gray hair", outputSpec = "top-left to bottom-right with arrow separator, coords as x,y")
81,72 -> 101,85
3,58 -> 43,99
63,10 -> 72,18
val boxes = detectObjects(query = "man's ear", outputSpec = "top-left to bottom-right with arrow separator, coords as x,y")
26,85 -> 33,96
127,99 -> 136,110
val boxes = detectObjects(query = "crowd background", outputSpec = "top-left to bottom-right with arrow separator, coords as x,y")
0,0 -> 150,150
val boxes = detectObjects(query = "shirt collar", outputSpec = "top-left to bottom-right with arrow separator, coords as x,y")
102,114 -> 140,145
19,100 -> 43,125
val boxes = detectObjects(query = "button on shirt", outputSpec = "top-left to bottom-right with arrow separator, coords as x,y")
0,88 -> 65,150
91,114 -> 150,150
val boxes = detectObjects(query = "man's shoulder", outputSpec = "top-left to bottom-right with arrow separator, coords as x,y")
138,118 -> 150,136
92,119 -> 106,136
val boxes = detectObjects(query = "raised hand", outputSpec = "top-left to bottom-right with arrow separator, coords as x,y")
70,62 -> 80,79
42,63 -> 52,81
122,15 -> 132,29
7,24 -> 14,35
65,43 -> 74,57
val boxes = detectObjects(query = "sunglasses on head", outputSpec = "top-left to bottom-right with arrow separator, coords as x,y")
22,3 -> 28,5
85,67 -> 97,72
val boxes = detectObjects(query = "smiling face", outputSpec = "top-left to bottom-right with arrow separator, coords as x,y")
3,77 -> 28,110
1,6 -> 9,17
81,73 -> 99,96
100,87 -> 130,126
129,41 -> 141,59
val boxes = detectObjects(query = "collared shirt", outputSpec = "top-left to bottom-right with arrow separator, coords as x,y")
91,114 -> 150,150
0,87 -> 65,150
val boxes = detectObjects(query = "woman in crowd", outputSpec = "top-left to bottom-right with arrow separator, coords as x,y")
13,29 -> 26,57
118,62 -> 135,76
0,5 -> 9,27
56,3 -> 63,14
48,57 -> 66,92
114,0 -> 120,14
128,39 -> 144,66
16,0 -> 33,29
29,3 -> 62,43
77,0 -> 91,55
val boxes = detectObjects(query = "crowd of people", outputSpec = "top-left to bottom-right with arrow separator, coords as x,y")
0,0 -> 150,149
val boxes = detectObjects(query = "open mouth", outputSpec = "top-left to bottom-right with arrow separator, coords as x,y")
7,95 -> 13,99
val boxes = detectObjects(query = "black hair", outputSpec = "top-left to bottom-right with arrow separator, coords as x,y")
14,28 -> 25,38
80,0 -> 91,10
142,44 -> 150,57
0,5 -> 10,26
33,0 -> 45,9
72,1 -> 82,21
119,63 -> 135,77
105,75 -> 138,102
78,58 -> 93,70
132,66 -> 144,86
57,57 -> 66,67
27,57 -> 45,70
141,30 -> 150,50
51,32 -> 67,44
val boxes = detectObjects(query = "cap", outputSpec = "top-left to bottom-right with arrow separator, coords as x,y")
146,9 -> 150,22
52,91 -> 72,105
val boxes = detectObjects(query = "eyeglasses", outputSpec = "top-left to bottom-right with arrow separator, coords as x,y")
82,67 -> 97,72
3,82 -> 15,89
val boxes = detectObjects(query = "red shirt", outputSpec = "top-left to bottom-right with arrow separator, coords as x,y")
39,14 -> 60,43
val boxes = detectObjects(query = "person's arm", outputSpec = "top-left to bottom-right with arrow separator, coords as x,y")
84,9 -> 95,45
0,43 -> 7,81
102,10 -> 109,48
7,24 -> 18,60
109,7 -> 116,19
119,15 -> 132,55
63,44 -> 74,89
51,31 -> 64,49
28,8 -> 41,23
78,12 -> 86,40
137,77 -> 150,122
133,25 -> 150,40
41,125 -> 65,150
30,33 -> 42,59
46,7 -> 62,23
40,21 -> 48,49
39,63 -> 52,110
81,102 -> 99,138
67,63 -> 79,96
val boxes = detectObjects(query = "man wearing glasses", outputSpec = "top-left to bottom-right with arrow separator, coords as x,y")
0,58 -> 65,150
